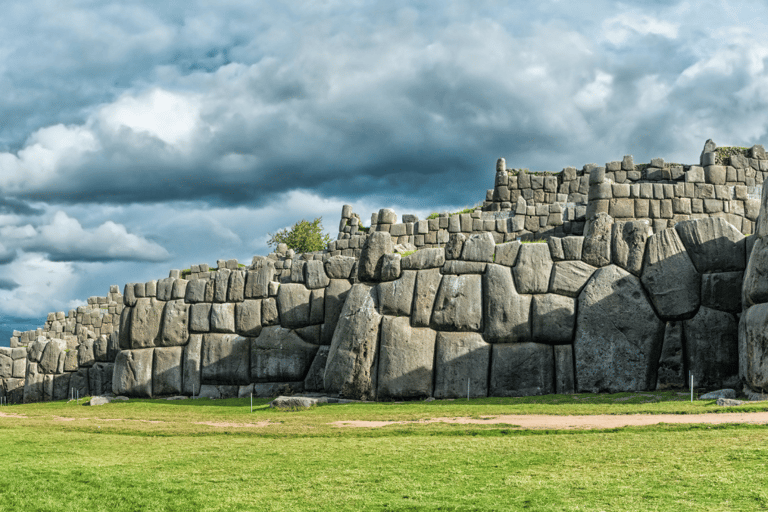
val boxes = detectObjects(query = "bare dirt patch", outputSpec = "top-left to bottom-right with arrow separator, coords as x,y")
0,412 -> 27,419
332,412 -> 768,430
194,421 -> 278,428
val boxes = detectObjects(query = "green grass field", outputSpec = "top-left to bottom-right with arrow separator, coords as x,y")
1,392 -> 767,511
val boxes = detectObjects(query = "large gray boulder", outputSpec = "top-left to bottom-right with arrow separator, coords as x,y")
70,368 -> 89,399
675,217 -> 746,273
640,228 -> 700,320
512,243 -> 553,294
303,345 -> 330,391
490,343 -> 554,397
112,349 -> 154,397
23,362 -> 44,403
304,260 -> 330,289
582,212 -> 613,267
433,332 -> 490,398
214,268 -> 231,302
235,299 -> 262,337
554,344 -> 575,394
321,279 -> 353,344
531,294 -> 576,344
611,220 -> 652,276
227,270 -> 245,302
245,259 -> 275,298
185,278 -> 207,303
483,264 -> 531,343
742,236 -> 768,308
494,241 -> 521,267
701,271 -> 743,313
89,362 -> 114,396
210,303 -> 236,333
325,255 -> 356,279
39,338 -> 66,374
461,232 -> 495,262
251,326 -> 319,382
411,268 -> 442,328
377,316 -> 436,400
740,303 -> 768,391
200,333 -> 250,385
277,284 -> 312,329
548,261 -> 596,297
52,372 -> 71,401
358,231 -> 393,282
401,248 -> 445,270
77,339 -> 95,368
378,270 -> 416,317
656,322 -> 685,390
324,284 -> 382,400
431,274 -> 483,332
574,265 -> 665,392
189,303 -> 211,332
159,300 -> 189,346
183,334 -> 202,396
683,307 -> 738,390
153,347 -> 182,396
130,298 -> 164,348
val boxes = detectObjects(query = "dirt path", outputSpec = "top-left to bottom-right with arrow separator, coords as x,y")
332,412 -> 768,430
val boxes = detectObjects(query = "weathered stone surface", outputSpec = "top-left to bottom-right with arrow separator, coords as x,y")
183,334 -> 202,396
214,268 -> 231,302
119,307 -> 131,350
155,278 -> 173,301
490,343 -> 554,397
185,279 -> 207,303
675,217 -> 746,272
303,345 -> 330,391
52,372 -> 71,401
227,270 -> 245,302
39,339 -> 66,374
684,307 -> 738,390
28,337 -> 46,362
210,303 -> 236,333
23,362 -> 44,403
305,260 -> 330,289
159,300 -> 189,347
433,332 -> 490,398
321,279 -> 353,344
89,362 -> 114,396
235,299 -> 262,337
189,303 -> 211,332
251,326 -> 319,383
251,381 -> 304,398
548,261 -> 596,298
656,322 -> 685,390
562,236 -> 584,260
324,284 -> 382,400
411,268 -> 441,328
380,253 -> 401,281
245,260 -> 275,299
554,344 -> 575,394
70,368 -> 89,399
77,339 -> 95,368
358,231 -> 393,282
701,271 -> 743,313
445,233 -> 466,260
0,353 -> 11,379
378,270 -> 416,317
641,228 -> 700,320
483,264 -> 531,343
270,396 -> 318,409
611,220 -> 652,276
152,347 -> 182,396
461,232 -> 495,262
325,255 -> 356,279
197,385 -> 238,399
700,389 -> 736,400
377,316 -> 436,400
512,243 -> 553,294
582,212 -> 613,267
93,335 -> 110,363
201,334 -> 250,385
401,248 -> 445,270
575,265 -> 665,392
171,279 -> 188,300
495,241 -> 521,267
262,298 -> 279,326
431,274 -> 483,332
112,349 -> 154,397
130,298 -> 164,348
277,283 -> 311,329
743,236 -> 768,308
441,261 -> 487,274
531,294 -> 576,344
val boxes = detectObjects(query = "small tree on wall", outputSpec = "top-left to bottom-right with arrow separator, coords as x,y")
267,217 -> 332,253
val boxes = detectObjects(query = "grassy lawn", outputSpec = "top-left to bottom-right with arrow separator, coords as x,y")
1,392 -> 767,511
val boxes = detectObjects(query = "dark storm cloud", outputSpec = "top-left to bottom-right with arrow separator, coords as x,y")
0,279 -> 19,291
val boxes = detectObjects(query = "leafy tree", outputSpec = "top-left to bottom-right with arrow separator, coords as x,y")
266,217 -> 332,253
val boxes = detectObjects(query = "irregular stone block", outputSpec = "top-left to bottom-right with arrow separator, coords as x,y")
185,279 -> 207,303
262,298 -> 279,326
494,241 -> 521,267
380,254 -> 401,281
70,368 -> 89,399
245,260 -> 275,299
490,343 -> 554,397
562,236 -> 584,260
531,294 -> 576,344
378,270 -> 416,317
641,228 -> 700,320
171,279 -> 188,300
119,307 -> 131,350
309,289 -> 325,325
305,260 -> 330,289
461,232 -> 495,262
23,362 -> 44,403
130,298 -> 164,349
433,332 -> 490,398
201,333 -> 250,385
675,217 -> 746,273
548,261 -> 596,298
251,326 -> 319,383
324,284 -> 382,400
431,274 -> 483,332
401,248 -> 445,270
0,353 -> 11,379
159,300 -> 189,346
512,243 -> 553,294
321,279 -> 353,344
325,255 -> 356,279
52,372 -> 71,401
39,339 -> 66,374
156,278 -> 173,301
197,384 -> 238,399
183,334 -> 202,396
575,265 -> 665,392
656,322 -> 684,390
77,339 -> 95,368
377,316 -> 436,400
684,307 -> 738,390
235,299 -> 262,337
112,349 -> 154,397
611,220 -> 652,276
277,283 -> 311,329
701,271 -> 743,313
210,303 -> 236,333
483,264 -> 531,343
214,268 -> 231,303
582,212 -> 613,267
411,268 -> 442,328
441,261 -> 487,274
189,303 -> 211,332
358,231 -> 393,282
89,362 -> 114,396
445,233 -> 466,260
554,344 -> 575,394
93,335 -> 110,363
227,270 -> 245,302
303,345 -> 330,392
743,236 -> 768,308
150,347 -> 182,396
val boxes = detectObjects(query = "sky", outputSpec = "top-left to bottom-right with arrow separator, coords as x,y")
1,0 -> 768,324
